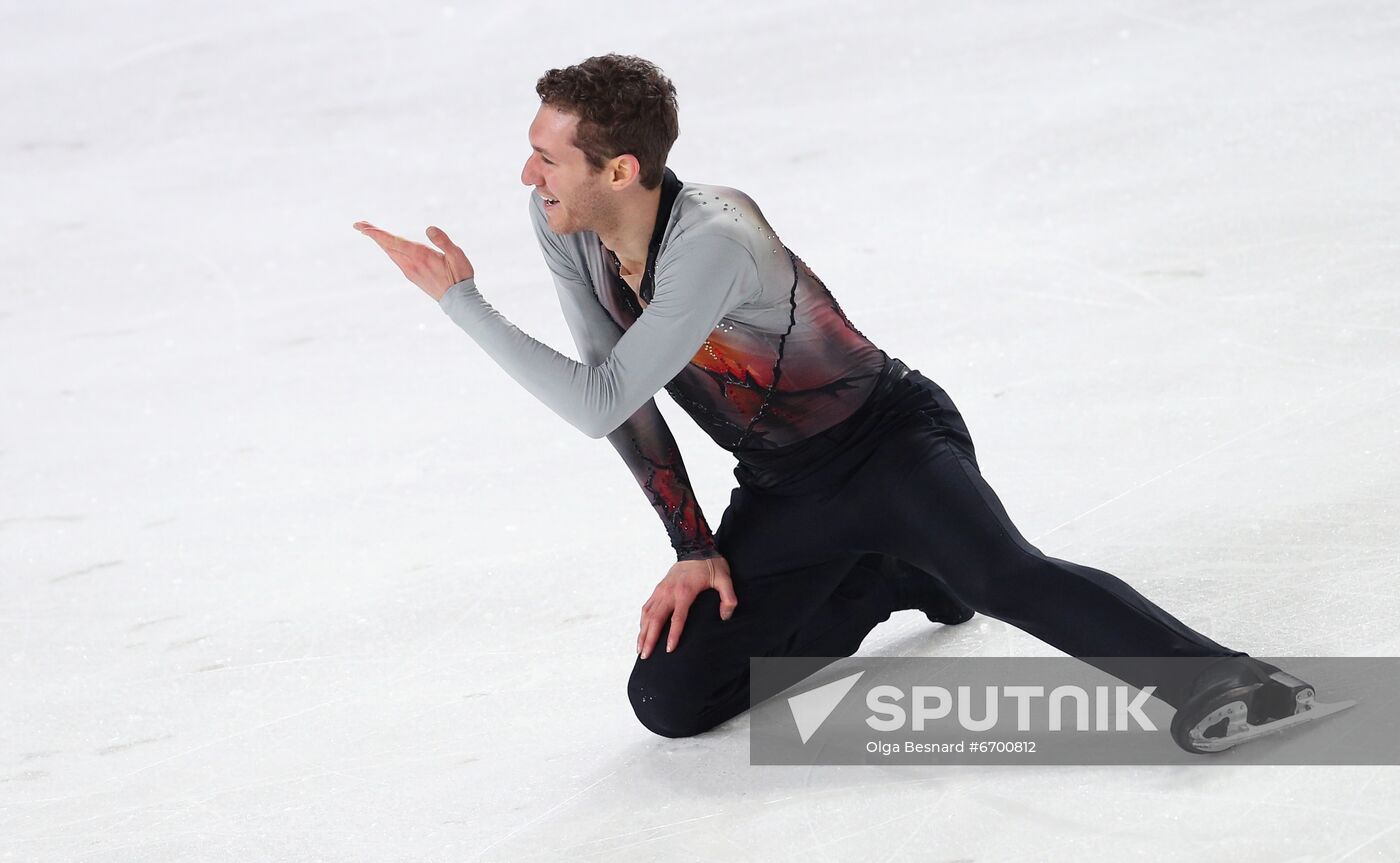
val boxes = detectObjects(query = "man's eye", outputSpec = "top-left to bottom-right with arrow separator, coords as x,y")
542,158 -> 554,165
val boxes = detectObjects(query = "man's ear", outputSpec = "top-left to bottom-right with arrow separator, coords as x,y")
607,154 -> 643,190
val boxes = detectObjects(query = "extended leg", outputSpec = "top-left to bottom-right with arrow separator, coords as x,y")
845,414 -> 1246,708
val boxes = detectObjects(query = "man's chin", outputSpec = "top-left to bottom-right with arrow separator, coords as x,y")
547,215 -> 587,235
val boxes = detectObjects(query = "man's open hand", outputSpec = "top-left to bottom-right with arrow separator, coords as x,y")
353,221 -> 474,302
637,555 -> 738,660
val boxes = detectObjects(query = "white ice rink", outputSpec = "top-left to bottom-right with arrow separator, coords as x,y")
4,1 -> 1400,860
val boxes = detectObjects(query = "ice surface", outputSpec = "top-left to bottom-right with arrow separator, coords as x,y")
3,0 -> 1399,860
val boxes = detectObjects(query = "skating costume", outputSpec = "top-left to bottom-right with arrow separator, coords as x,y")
440,168 -> 886,559
437,168 -> 1257,744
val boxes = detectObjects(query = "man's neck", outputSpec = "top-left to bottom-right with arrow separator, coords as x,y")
597,184 -> 663,275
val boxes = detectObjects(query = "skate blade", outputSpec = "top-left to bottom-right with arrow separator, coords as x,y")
1190,698 -> 1357,753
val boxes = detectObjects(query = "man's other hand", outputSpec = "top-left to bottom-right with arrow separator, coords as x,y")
637,556 -> 738,660
353,221 -> 474,301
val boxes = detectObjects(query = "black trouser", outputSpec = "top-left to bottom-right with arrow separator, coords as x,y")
627,356 -> 1246,738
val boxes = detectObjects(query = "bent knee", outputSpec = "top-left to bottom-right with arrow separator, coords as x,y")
631,704 -> 712,739
628,665 -> 720,739
629,687 -> 713,739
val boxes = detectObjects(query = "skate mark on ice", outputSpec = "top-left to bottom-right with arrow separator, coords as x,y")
72,326 -> 139,341
97,735 -> 174,757
165,634 -> 210,650
1039,250 -> 1360,372
109,654 -> 377,685
994,287 -> 1139,311
557,810 -> 725,855
1135,267 -> 1206,278
49,568 -> 489,807
49,560 -> 123,584
14,139 -> 88,153
470,769 -> 621,861
1034,368 -> 1400,543
1331,815 -> 1400,861
128,615 -> 183,633
0,514 -> 85,531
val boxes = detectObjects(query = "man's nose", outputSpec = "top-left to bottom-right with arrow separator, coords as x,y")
521,154 -> 539,186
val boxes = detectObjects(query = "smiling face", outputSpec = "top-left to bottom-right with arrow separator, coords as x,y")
520,104 -> 617,235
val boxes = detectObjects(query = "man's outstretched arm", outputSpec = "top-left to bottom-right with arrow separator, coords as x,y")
431,203 -> 756,439
353,203 -> 738,657
357,195 -> 755,443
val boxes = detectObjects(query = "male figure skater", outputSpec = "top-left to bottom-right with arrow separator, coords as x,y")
355,54 -> 1339,754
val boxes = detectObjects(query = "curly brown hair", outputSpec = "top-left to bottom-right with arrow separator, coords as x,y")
535,54 -> 679,190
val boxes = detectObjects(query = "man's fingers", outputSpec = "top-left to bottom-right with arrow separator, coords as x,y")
639,595 -> 667,659
353,220 -> 387,241
355,221 -> 412,254
381,248 -> 420,281
666,603 -> 690,654
362,230 -> 403,254
428,225 -> 474,279
426,225 -> 455,250
715,572 -> 739,621
703,557 -> 739,621
640,618 -> 661,660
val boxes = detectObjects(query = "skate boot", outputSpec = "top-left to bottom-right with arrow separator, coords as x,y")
1169,656 -> 1355,755
885,557 -> 975,626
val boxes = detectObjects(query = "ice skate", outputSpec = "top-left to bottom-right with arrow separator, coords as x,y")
1170,656 -> 1356,754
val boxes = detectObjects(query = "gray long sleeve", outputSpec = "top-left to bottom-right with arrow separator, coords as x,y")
437,216 -> 759,439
